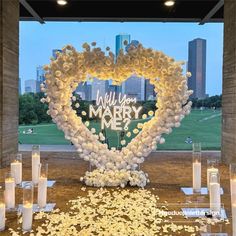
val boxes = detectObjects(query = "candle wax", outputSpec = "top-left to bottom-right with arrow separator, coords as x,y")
209,182 -> 221,213
0,203 -> 5,231
193,162 -> 201,192
11,161 -> 22,184
5,178 -> 15,209
22,203 -> 33,231
38,177 -> 47,208
32,153 -> 40,184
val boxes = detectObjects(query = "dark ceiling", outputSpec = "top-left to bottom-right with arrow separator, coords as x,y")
20,0 -> 224,22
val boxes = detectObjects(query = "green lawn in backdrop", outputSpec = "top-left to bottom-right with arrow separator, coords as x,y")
18,109 -> 221,150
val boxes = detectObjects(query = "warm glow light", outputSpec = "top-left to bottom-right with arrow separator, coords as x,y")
57,0 -> 67,6
164,0 -> 175,7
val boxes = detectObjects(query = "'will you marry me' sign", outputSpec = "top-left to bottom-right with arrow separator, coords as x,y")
89,91 -> 143,131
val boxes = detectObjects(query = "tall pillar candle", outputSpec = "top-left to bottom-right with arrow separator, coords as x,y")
207,167 -> 219,189
231,178 -> 236,204
22,182 -> 33,232
37,177 -> 47,208
22,203 -> 33,231
232,204 -> 236,236
230,164 -> 236,235
209,172 -> 221,213
32,145 -> 40,185
0,190 -> 5,231
5,173 -> 15,209
0,203 -> 5,231
37,163 -> 48,208
230,164 -> 236,204
192,152 -> 201,193
10,154 -> 22,185
207,158 -> 219,189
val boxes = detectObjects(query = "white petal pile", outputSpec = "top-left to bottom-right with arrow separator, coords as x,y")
41,43 -> 193,187
8,188 -> 204,236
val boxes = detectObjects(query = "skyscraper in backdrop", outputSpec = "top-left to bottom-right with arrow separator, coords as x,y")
36,65 -> 45,92
145,80 -> 155,100
115,34 -> 131,57
107,34 -> 131,96
36,66 -> 45,83
25,79 -> 37,93
76,82 -> 92,101
121,39 -> 145,101
91,78 -> 108,101
188,38 -> 207,99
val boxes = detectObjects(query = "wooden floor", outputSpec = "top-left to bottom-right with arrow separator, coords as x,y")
0,151 -> 233,235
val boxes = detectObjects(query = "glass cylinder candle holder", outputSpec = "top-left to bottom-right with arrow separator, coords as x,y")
38,163 -> 48,209
207,158 -> 219,189
192,142 -> 201,153
209,172 -> 221,214
32,145 -> 40,185
192,152 -> 201,193
39,163 -> 48,179
0,189 -> 5,231
32,145 -> 40,156
11,153 -> 22,185
22,182 -> 33,232
5,172 -> 15,209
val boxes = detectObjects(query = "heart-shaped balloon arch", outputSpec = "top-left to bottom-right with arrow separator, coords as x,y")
41,43 -> 192,188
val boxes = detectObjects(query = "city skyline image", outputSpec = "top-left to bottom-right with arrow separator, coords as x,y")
20,22 -> 223,96
24,33 -> 157,102
23,33 -> 208,101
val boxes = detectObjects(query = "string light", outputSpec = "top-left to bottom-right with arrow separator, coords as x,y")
57,0 -> 68,6
164,0 -> 175,7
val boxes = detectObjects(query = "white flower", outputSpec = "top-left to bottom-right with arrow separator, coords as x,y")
81,111 -> 86,116
137,123 -> 143,129
84,121 -> 90,127
55,70 -> 62,77
148,110 -> 154,116
142,114 -> 147,119
91,128 -> 96,134
121,140 -> 126,146
160,137 -> 165,144
186,71 -> 192,77
75,103 -> 80,108
133,128 -> 139,134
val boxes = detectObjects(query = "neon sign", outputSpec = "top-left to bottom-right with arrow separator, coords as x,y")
89,91 -> 142,131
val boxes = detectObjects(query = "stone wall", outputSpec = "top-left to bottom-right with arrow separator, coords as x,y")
222,0 -> 236,163
0,0 -> 19,167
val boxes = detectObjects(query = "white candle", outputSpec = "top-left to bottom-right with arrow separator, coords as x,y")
22,203 -> 33,231
232,204 -> 236,236
231,178 -> 236,204
0,203 -> 5,231
37,177 -> 47,208
5,178 -> 15,209
32,153 -> 40,184
209,182 -> 221,212
11,161 -> 22,185
193,161 -> 201,192
207,167 -> 219,189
